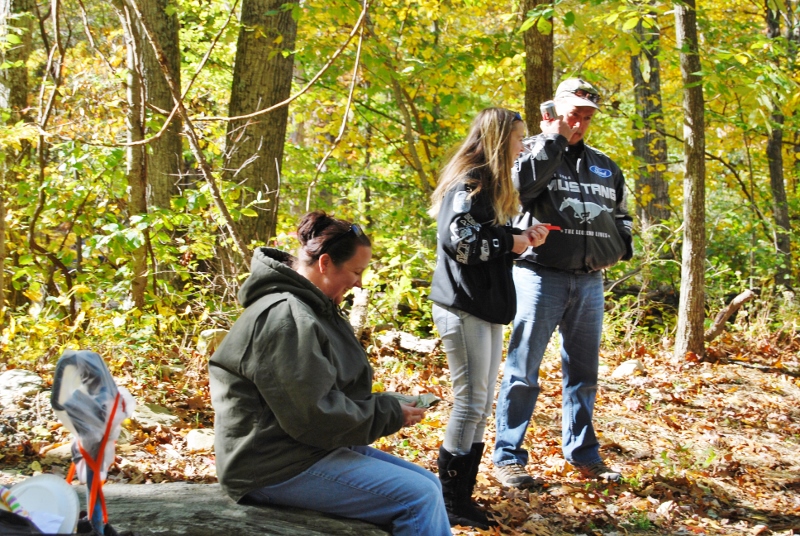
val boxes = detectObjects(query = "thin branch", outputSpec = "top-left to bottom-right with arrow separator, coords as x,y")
196,0 -> 371,123
306,9 -> 366,211
37,0 -> 364,152
125,0 -> 250,263
270,158 -> 281,244
182,0 -> 242,100
658,126 -> 771,234
401,84 -> 433,163
76,0 -> 116,73
391,75 -> 430,192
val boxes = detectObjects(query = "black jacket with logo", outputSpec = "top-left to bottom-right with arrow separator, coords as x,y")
514,134 -> 633,272
429,177 -> 521,325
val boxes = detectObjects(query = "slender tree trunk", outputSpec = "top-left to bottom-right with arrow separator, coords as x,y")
791,2 -> 800,196
790,2 -> 799,195
115,0 -> 149,309
0,0 -> 34,320
673,0 -> 706,361
391,76 -> 430,193
765,1 -> 793,289
224,0 -> 299,247
522,0 -> 553,135
136,0 -> 182,209
630,4 -> 670,229
766,115 -> 791,289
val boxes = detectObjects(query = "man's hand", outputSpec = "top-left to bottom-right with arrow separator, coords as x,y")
400,403 -> 426,427
540,117 -> 578,140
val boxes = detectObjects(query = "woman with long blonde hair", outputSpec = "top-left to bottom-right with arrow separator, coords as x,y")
428,108 -> 549,528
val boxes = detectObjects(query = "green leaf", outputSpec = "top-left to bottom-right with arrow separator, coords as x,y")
622,17 -> 640,31
519,16 -> 538,34
536,17 -> 553,34
563,11 -> 575,27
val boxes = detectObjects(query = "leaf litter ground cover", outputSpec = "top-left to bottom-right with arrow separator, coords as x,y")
1,331 -> 798,536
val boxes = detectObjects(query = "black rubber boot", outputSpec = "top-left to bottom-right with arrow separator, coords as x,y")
467,443 -> 497,527
437,446 -> 495,529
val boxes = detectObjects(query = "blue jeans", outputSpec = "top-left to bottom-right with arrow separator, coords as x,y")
433,304 -> 504,455
493,263 -> 605,468
243,445 -> 450,536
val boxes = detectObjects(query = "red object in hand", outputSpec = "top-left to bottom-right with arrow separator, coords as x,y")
544,225 -> 561,231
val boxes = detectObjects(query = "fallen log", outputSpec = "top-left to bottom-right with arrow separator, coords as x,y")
704,289 -> 756,343
377,329 -> 440,355
78,482 -> 389,536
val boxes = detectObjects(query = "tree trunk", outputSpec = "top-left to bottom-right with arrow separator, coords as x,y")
673,0 -> 706,362
791,2 -> 800,196
765,2 -> 792,289
224,0 -> 299,247
115,0 -> 149,309
629,4 -> 670,230
522,0 -> 553,135
391,76 -> 430,193
0,0 -> 35,320
790,2 -> 799,195
136,0 -> 182,210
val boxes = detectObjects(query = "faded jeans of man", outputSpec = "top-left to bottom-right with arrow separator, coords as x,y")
243,445 -> 451,536
493,262 -> 605,469
433,304 -> 505,455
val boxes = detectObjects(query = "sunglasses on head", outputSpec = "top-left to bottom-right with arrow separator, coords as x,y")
321,223 -> 363,255
571,88 -> 602,105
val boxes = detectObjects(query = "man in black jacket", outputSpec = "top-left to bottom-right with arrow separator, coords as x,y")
492,78 -> 633,488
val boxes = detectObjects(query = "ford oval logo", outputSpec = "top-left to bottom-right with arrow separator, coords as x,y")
590,165 -> 612,178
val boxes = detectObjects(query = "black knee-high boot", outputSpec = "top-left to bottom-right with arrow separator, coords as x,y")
437,446 -> 496,529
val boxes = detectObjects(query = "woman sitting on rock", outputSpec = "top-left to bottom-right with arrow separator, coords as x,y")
209,211 -> 450,536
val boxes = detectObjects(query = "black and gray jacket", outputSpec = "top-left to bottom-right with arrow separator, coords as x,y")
429,177 -> 520,325
514,134 -> 633,272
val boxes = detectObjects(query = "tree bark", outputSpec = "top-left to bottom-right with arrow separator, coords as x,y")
115,0 -> 149,309
765,2 -> 793,289
629,4 -> 670,230
224,0 -> 299,247
522,0 -> 553,135
136,0 -> 182,210
673,0 -> 706,362
0,0 -> 35,320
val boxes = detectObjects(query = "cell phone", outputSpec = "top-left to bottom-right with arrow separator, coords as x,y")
544,225 -> 561,231
540,100 -> 557,121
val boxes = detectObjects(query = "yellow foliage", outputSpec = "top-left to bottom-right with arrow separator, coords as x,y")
73,284 -> 92,295
24,289 -> 43,303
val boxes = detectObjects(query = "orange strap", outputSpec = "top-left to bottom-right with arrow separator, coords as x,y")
66,462 -> 76,483
67,392 -> 121,524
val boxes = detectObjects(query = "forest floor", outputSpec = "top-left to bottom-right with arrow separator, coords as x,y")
1,328 -> 799,535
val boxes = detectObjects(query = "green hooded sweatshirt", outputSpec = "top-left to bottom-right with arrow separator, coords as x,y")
209,248 -> 405,501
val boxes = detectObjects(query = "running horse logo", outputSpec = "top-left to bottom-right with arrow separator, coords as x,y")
559,197 -> 613,224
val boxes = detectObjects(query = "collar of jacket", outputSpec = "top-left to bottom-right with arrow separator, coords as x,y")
238,247 -> 336,318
